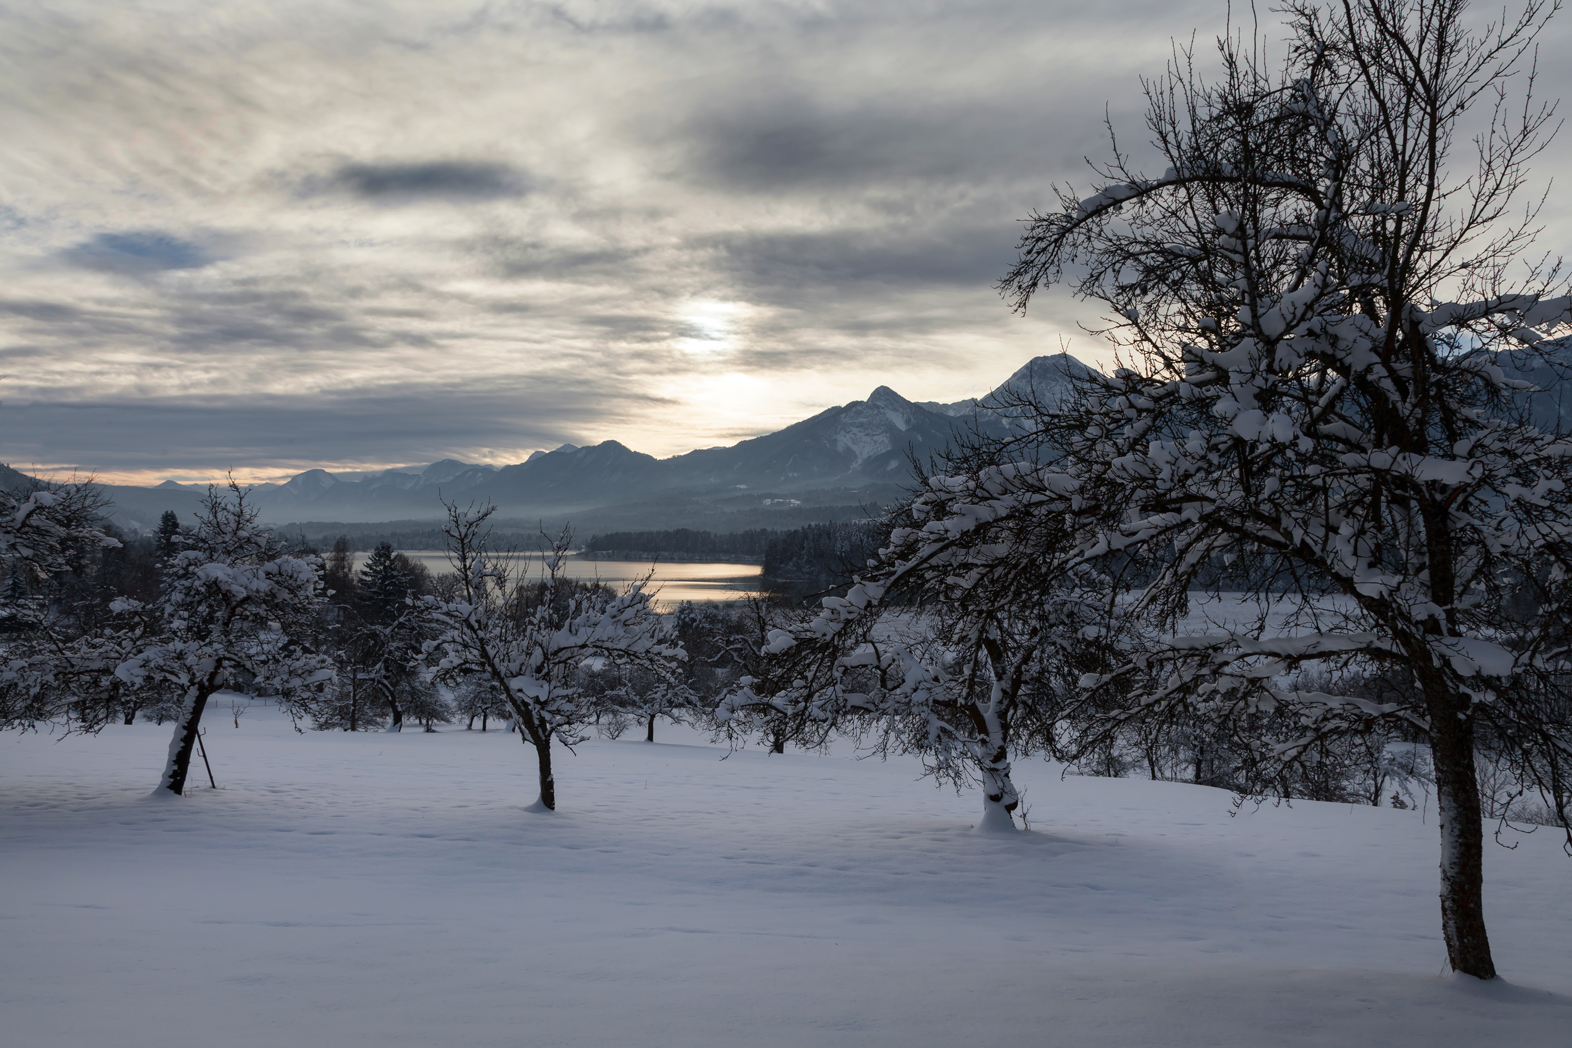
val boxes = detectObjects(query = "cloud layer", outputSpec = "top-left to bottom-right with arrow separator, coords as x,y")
4,0 -> 1569,483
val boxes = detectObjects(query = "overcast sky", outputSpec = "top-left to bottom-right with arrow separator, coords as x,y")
5,0 -> 1571,484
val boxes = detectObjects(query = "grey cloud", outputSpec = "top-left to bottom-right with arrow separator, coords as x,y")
674,109 -> 1054,193
663,51 -> 1122,196
62,232 -> 210,274
476,235 -> 645,280
690,109 -> 878,190
3,282 -> 401,359
328,160 -> 531,201
159,286 -> 378,352
0,298 -> 166,343
674,321 -> 725,341
703,217 -> 1021,299
3,379 -> 675,476
0,300 -> 87,323
576,313 -> 678,343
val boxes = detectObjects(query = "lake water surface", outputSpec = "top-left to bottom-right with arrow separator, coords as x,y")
398,551 -> 765,605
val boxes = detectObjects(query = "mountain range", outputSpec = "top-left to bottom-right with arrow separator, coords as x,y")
9,347 -> 1571,537
19,354 -> 1092,532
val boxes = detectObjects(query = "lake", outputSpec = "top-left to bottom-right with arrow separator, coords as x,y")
396,551 -> 766,606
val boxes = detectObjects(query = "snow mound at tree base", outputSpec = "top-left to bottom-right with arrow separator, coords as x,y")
974,798 -> 1020,833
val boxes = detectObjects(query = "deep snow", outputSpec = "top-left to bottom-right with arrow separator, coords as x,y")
2,699 -> 1569,1047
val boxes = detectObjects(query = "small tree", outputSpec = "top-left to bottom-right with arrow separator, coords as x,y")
154,511 -> 182,560
113,484 -> 334,795
452,673 -> 509,730
423,504 -> 685,810
683,597 -> 819,754
1001,0 -> 1572,977
357,542 -> 434,732
588,664 -> 692,742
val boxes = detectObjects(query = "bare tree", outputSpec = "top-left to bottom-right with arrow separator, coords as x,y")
423,504 -> 685,810
1001,0 -> 1572,978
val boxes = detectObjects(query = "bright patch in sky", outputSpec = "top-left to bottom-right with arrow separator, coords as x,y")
676,299 -> 744,354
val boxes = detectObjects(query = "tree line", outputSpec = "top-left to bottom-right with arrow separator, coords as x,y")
0,484 -> 779,806
578,523 -> 887,584
583,527 -> 776,560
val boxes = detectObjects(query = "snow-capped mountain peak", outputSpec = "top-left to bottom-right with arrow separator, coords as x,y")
283,469 -> 337,492
865,385 -> 916,431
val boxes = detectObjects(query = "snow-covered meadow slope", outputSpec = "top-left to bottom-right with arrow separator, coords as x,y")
3,700 -> 1569,1048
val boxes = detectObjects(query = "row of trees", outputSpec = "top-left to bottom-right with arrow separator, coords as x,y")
0,483 -> 785,812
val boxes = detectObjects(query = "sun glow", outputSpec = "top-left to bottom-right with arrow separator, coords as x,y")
674,299 -> 746,356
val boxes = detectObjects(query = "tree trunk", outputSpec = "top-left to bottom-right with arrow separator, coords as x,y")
158,688 -> 212,795
384,684 -> 402,733
975,682 -> 1019,832
977,746 -> 1020,833
1429,707 -> 1496,978
646,715 -> 655,742
525,730 -> 556,810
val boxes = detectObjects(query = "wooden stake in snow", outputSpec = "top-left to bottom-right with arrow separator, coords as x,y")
196,727 -> 216,790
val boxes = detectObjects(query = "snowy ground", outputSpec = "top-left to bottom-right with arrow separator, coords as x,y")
3,700 -> 1570,1048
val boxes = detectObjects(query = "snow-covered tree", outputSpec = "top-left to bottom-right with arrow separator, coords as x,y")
423,504 -> 685,810
1000,0 -> 1572,977
666,599 -> 777,743
112,484 -> 334,795
0,478 -> 117,632
588,667 -> 692,742
723,447 -> 1113,830
697,597 -> 835,755
154,510 -> 182,559
0,478 -> 121,729
357,542 -> 435,732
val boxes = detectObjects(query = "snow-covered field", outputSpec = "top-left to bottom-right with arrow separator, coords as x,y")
3,700 -> 1569,1048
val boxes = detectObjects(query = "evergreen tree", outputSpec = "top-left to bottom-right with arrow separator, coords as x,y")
359,542 -> 413,621
312,541 -> 436,733
154,511 -> 182,559
322,536 -> 357,606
